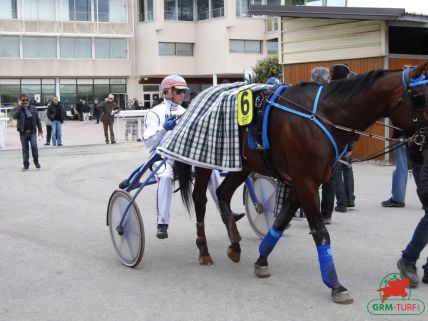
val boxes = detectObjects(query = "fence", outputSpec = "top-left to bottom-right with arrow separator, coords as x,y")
114,110 -> 148,142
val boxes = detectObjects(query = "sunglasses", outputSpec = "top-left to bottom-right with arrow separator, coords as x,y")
21,98 -> 29,102
174,89 -> 186,95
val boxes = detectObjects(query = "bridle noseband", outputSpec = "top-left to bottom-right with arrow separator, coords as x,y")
401,67 -> 428,149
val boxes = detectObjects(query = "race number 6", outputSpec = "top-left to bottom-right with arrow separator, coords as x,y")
237,89 -> 253,126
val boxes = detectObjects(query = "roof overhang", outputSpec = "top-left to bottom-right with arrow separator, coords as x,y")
248,5 -> 428,22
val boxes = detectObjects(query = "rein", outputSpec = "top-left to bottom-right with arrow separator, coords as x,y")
266,67 -> 428,162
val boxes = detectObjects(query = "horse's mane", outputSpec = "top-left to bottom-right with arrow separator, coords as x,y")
323,69 -> 394,103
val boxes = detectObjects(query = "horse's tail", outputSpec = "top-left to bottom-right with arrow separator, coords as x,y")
174,161 -> 193,212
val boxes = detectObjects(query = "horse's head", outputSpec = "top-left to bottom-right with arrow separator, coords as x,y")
388,61 -> 428,137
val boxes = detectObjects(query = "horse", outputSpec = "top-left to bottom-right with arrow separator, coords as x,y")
171,61 -> 428,304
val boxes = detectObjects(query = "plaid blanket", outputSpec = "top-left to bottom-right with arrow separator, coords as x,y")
157,82 -> 268,171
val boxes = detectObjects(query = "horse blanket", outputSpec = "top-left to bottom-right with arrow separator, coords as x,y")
157,82 -> 269,171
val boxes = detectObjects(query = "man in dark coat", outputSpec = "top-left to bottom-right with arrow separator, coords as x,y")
13,94 -> 43,170
96,94 -> 121,144
76,98 -> 84,121
47,96 -> 65,146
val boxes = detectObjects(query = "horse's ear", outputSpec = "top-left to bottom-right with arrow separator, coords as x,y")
410,61 -> 428,78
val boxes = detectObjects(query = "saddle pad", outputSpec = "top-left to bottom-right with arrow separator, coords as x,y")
157,82 -> 269,171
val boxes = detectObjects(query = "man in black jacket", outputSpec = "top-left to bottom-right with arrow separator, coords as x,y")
47,96 -> 65,146
13,94 -> 43,170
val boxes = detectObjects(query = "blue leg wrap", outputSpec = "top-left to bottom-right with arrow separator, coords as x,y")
317,245 -> 339,288
259,227 -> 283,257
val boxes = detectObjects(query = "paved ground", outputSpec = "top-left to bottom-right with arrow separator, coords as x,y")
1,121 -> 428,321
3,118 -> 124,150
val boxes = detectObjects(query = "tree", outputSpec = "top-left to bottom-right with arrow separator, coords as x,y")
252,56 -> 282,84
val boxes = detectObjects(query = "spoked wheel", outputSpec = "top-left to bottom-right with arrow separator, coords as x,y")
107,190 -> 145,268
244,174 -> 277,238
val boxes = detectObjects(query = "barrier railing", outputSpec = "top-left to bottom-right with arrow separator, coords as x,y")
114,110 -> 148,142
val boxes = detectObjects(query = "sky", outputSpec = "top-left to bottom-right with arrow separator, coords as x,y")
347,0 -> 428,15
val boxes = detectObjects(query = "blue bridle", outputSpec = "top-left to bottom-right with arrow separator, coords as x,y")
263,85 -> 348,160
401,66 -> 428,89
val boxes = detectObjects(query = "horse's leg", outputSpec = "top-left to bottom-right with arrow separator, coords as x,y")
193,167 -> 214,266
216,170 -> 249,263
301,186 -> 354,304
254,183 -> 299,278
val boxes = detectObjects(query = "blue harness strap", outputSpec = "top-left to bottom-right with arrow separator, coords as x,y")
264,85 -> 347,160
402,67 -> 428,89
262,84 -> 289,149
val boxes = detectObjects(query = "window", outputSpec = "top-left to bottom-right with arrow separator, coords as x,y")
164,0 -> 177,20
211,0 -> 224,18
22,0 -> 56,21
60,38 -> 92,58
197,0 -> 209,20
109,0 -> 127,23
66,0 -> 91,21
179,0 -> 194,21
0,36 -> 19,58
267,39 -> 278,55
95,38 -> 127,59
0,0 -> 17,19
139,0 -> 154,22
22,37 -> 57,59
0,79 -> 20,108
389,27 -> 428,56
236,0 -> 249,17
306,0 -> 323,6
41,79 -> 56,105
326,0 -> 347,5
95,0 -> 109,22
230,40 -> 262,53
159,42 -> 193,56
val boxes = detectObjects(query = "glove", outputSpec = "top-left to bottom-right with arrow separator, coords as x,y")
163,116 -> 176,131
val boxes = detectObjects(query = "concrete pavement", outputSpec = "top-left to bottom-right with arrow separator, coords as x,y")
1,132 -> 428,320
3,118 -> 130,150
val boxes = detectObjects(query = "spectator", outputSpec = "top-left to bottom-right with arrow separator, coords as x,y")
47,96 -> 65,147
76,98 -> 83,121
331,64 -> 356,213
381,128 -> 408,208
41,102 -> 52,146
311,67 -> 335,224
125,99 -> 137,140
12,94 -> 43,170
396,142 -> 428,287
82,100 -> 90,124
93,99 -> 101,124
133,98 -> 139,109
96,94 -> 121,144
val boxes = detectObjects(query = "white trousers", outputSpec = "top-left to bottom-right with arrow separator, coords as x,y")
155,161 -> 221,225
83,112 -> 90,123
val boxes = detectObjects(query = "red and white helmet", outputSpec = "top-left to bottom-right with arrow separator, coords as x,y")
159,75 -> 189,96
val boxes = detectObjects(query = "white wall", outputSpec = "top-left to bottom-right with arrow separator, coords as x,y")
280,18 -> 387,64
135,16 -> 270,77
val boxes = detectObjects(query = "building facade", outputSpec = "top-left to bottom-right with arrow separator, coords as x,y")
0,0 -> 284,110
250,3 -> 428,159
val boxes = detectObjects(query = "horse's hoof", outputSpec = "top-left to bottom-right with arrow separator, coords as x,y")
331,290 -> 353,304
254,263 -> 271,278
198,255 -> 213,266
227,247 -> 240,263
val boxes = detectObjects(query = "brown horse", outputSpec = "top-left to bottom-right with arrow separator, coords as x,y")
173,61 -> 428,304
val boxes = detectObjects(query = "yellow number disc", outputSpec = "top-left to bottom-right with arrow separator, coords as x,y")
237,89 -> 253,126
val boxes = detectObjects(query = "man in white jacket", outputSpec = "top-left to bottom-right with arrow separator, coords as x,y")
144,75 -> 245,239
143,75 -> 189,239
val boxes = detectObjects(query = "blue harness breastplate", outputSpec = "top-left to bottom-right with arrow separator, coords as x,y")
261,85 -> 347,160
